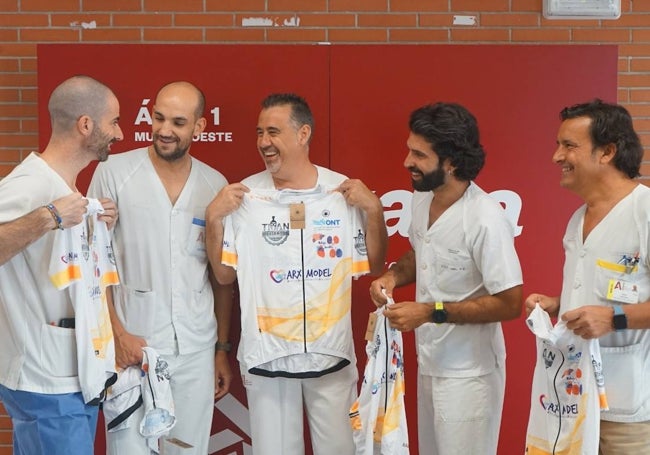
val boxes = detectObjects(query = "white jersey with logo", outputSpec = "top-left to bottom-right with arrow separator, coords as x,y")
222,183 -> 370,377
49,198 -> 118,403
525,305 -> 608,455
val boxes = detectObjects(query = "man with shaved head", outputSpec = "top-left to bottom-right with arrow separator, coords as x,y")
89,81 -> 233,454
0,75 -> 123,454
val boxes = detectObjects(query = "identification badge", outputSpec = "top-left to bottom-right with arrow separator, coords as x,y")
289,203 -> 305,229
606,279 -> 639,304
365,312 -> 377,341
188,218 -> 207,258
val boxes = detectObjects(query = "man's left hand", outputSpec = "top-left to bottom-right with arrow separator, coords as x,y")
383,301 -> 431,332
562,305 -> 613,339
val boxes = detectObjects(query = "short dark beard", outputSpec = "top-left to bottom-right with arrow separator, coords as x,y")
88,127 -> 113,162
411,165 -> 446,192
153,141 -> 187,162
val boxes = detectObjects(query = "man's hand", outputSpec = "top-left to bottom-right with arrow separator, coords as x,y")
51,192 -> 88,228
383,301 -> 431,332
369,275 -> 396,308
337,179 -> 381,213
524,293 -> 560,317
114,331 -> 146,369
206,183 -> 249,223
562,305 -> 614,339
98,198 -> 118,229
214,351 -> 232,400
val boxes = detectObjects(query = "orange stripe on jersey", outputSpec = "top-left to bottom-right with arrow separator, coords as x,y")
352,259 -> 370,275
50,265 -> 82,289
221,250 -> 238,267
101,270 -> 119,287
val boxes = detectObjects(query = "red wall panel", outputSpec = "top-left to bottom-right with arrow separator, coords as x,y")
330,44 -> 617,454
36,44 -> 617,454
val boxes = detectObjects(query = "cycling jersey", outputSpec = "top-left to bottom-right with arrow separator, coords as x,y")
223,185 -> 370,377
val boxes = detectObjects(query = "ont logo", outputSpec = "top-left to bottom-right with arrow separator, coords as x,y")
209,394 -> 252,454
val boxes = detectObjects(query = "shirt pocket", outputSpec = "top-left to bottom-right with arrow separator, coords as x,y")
40,324 -> 78,377
189,284 -> 216,333
435,254 -> 481,294
114,285 -> 156,338
601,343 -> 644,415
594,258 -> 643,303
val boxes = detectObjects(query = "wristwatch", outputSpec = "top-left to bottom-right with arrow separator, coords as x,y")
431,301 -> 447,324
612,305 -> 628,331
215,341 -> 232,352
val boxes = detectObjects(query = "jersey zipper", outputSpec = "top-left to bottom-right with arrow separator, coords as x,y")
300,227 -> 307,353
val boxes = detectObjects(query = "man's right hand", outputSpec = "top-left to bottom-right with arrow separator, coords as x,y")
51,192 -> 88,228
114,331 -> 147,369
206,183 -> 250,223
369,275 -> 396,308
524,293 -> 560,317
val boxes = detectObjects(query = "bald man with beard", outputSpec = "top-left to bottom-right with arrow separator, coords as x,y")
89,81 -> 233,455
0,75 -> 122,455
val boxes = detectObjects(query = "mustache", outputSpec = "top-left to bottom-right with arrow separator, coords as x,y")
153,133 -> 178,142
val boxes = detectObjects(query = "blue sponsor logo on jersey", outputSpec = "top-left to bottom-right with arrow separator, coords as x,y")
312,208 -> 341,228
312,218 -> 341,227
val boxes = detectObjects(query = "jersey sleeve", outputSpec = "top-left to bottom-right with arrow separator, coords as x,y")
350,206 -> 370,278
221,214 -> 238,270
49,228 -> 81,290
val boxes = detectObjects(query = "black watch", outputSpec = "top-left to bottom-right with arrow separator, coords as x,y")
431,301 -> 447,324
612,305 -> 628,331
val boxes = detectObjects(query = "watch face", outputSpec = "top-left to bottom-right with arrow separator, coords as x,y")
613,314 -> 627,331
432,309 -> 447,324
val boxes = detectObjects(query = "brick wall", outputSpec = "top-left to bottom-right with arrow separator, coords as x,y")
0,402 -> 10,454
2,0 -> 650,178
1,0 -> 650,451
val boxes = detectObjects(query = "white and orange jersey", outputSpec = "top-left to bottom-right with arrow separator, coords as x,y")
49,198 -> 118,403
223,185 -> 369,377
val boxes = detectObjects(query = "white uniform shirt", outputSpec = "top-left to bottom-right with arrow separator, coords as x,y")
0,153 -> 84,394
409,182 -> 523,378
88,147 -> 228,355
224,167 -> 369,376
560,184 -> 650,422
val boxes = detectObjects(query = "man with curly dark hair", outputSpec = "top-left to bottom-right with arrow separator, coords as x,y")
370,102 -> 523,455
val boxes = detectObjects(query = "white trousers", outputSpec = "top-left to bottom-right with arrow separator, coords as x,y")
417,366 -> 505,455
105,346 -> 215,455
242,363 -> 357,455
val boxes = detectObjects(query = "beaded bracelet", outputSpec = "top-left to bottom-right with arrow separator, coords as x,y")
44,203 -> 64,230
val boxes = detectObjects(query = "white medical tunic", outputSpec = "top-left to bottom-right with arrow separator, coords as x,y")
409,182 -> 523,378
559,184 -> 650,422
89,147 -> 228,355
